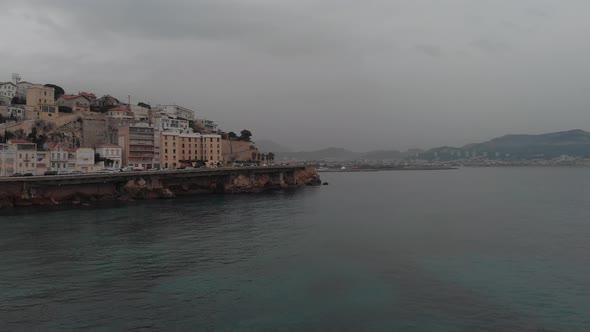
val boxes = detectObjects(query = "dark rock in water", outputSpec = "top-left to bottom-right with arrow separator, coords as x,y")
322,182 -> 329,185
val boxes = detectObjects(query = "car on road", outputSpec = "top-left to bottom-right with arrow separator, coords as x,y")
44,171 -> 58,176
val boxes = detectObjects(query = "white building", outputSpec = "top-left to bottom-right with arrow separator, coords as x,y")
0,144 -> 16,177
156,104 -> 195,120
153,116 -> 190,133
75,148 -> 98,172
129,104 -> 149,120
0,82 -> 17,100
7,105 -> 26,119
95,144 -> 123,169
16,81 -> 36,99
46,142 -> 70,171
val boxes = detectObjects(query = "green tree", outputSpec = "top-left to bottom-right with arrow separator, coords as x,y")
239,129 -> 252,142
228,132 -> 238,140
138,102 -> 151,109
44,84 -> 65,100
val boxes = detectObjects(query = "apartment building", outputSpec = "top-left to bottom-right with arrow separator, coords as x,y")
160,132 -> 222,168
118,124 -> 155,169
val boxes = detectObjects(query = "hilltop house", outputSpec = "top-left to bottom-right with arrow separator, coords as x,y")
107,107 -> 134,119
56,94 -> 91,112
26,85 -> 58,119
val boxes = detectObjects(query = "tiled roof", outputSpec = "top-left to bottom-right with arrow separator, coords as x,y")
60,94 -> 83,100
79,92 -> 96,98
109,107 -> 132,113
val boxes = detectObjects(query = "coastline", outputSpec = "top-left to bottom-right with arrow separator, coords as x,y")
0,166 -> 322,209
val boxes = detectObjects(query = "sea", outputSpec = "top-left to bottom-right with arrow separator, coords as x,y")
1,167 -> 589,331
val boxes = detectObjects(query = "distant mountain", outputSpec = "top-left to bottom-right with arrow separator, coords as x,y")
255,139 -> 292,153
274,147 -> 420,161
420,129 -> 590,160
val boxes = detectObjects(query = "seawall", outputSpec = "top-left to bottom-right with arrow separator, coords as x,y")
0,166 -> 321,209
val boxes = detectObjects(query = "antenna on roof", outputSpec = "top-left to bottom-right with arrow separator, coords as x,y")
12,73 -> 21,84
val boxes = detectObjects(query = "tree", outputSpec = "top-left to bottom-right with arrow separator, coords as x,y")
11,96 -> 25,105
228,132 -> 238,140
239,129 -> 252,142
44,84 -> 65,100
137,102 -> 151,109
267,152 -> 275,162
59,106 -> 73,113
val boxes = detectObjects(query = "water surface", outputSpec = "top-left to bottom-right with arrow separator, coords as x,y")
1,168 -> 589,331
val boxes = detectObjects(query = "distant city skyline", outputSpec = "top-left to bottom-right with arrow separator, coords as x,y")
3,1 -> 590,151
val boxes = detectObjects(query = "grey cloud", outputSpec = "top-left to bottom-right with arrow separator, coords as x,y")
415,44 -> 443,58
469,38 -> 511,54
3,0 -> 590,151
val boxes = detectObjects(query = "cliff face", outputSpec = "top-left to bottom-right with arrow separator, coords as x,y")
0,167 -> 321,209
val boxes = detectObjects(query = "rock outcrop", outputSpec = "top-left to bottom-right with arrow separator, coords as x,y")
0,167 -> 322,209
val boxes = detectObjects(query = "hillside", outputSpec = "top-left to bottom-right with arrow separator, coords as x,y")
420,129 -> 590,160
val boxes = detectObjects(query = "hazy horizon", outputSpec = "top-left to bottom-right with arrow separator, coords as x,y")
3,0 -> 590,151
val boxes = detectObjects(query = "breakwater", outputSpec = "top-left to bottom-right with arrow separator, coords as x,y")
0,166 -> 321,208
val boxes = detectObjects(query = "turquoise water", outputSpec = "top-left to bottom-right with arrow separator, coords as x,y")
1,168 -> 590,331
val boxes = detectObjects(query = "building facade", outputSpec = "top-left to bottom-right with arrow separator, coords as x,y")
160,132 -> 222,168
0,82 -> 17,100
118,124 -> 155,169
8,139 -> 37,174
107,107 -> 134,119
156,104 -> 195,120
56,94 -> 91,112
95,144 -> 123,169
26,85 -> 58,119
153,116 -> 190,133
46,142 -> 70,171
16,81 -> 35,99
0,144 -> 16,177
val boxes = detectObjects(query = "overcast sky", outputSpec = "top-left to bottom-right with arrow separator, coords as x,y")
2,0 -> 590,151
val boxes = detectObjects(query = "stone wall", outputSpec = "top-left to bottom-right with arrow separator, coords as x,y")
0,167 -> 321,209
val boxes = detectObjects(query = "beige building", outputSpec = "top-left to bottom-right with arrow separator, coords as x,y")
221,139 -> 259,162
160,132 -> 222,168
107,107 -> 134,120
8,139 -> 37,174
118,124 -> 156,169
26,85 -> 58,119
56,94 -> 91,112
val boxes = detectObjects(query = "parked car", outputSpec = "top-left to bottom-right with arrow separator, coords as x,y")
132,167 -> 144,171
22,173 -> 34,177
58,170 -> 71,175
44,171 -> 58,176
10,173 -> 23,177
71,170 -> 83,175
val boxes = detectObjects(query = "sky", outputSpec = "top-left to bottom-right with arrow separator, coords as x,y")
2,0 -> 590,151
